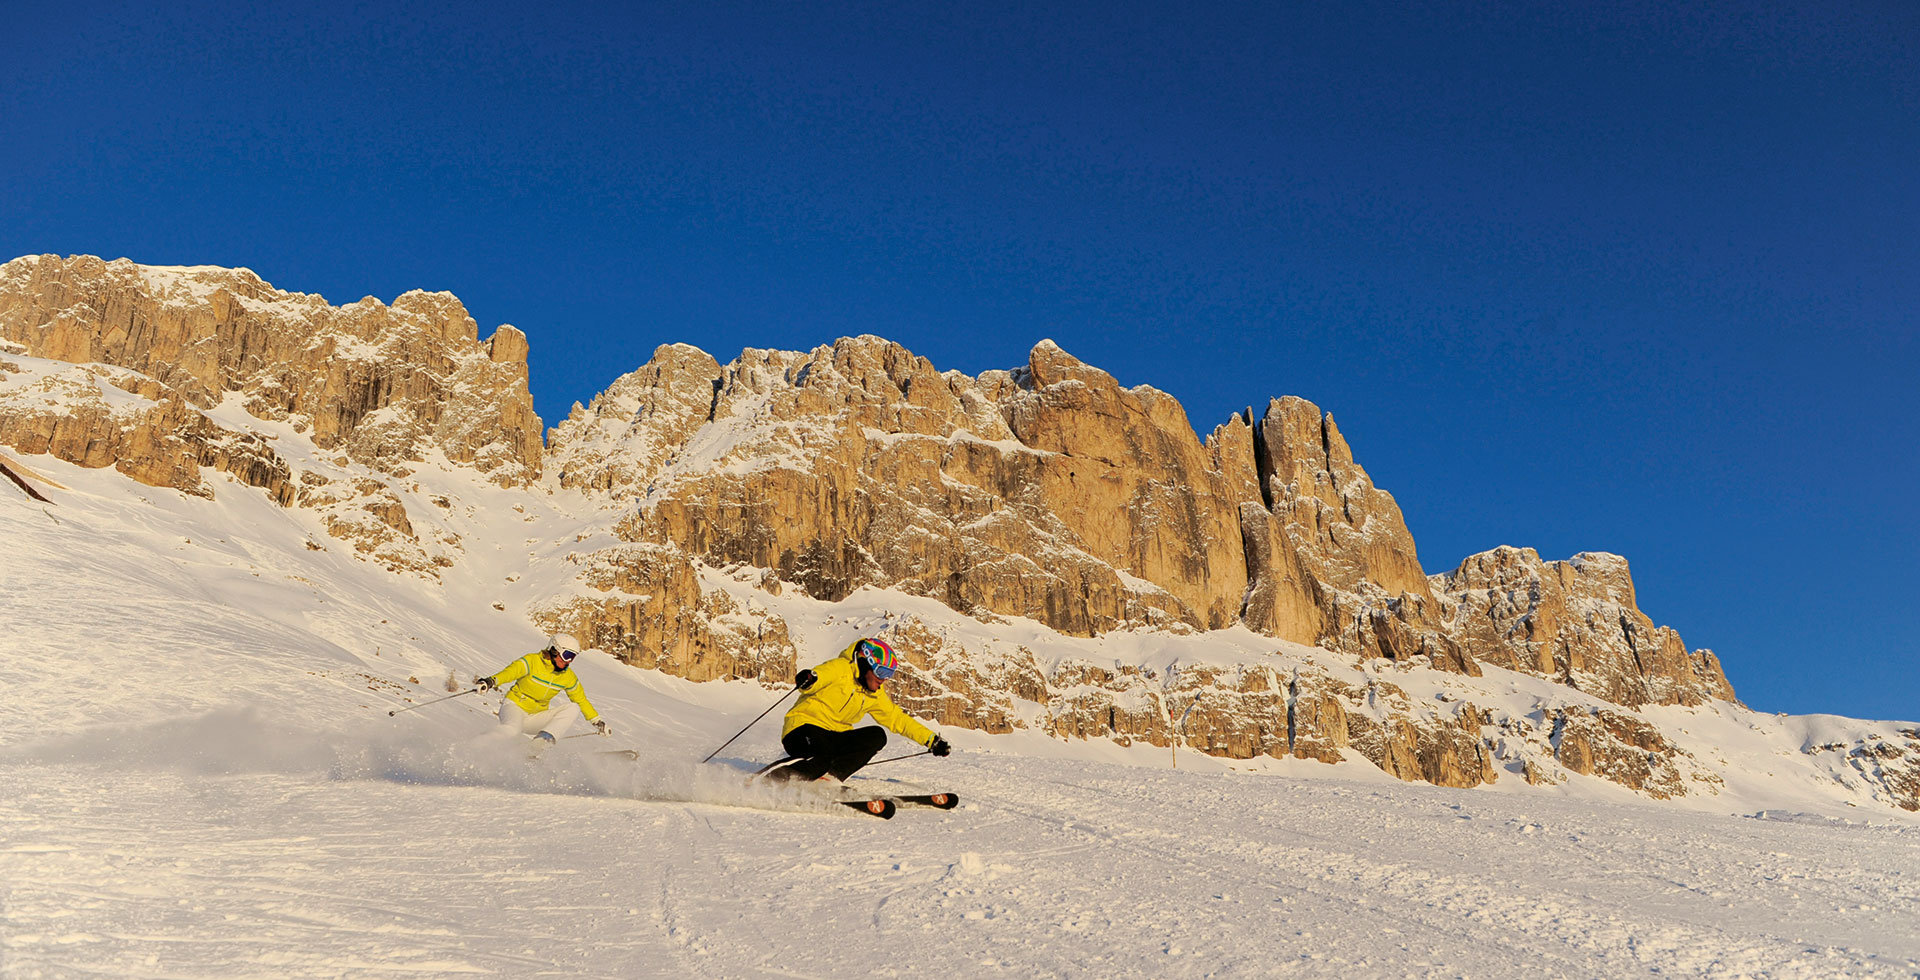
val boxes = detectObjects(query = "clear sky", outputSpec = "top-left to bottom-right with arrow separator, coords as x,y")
5,1 -> 1915,721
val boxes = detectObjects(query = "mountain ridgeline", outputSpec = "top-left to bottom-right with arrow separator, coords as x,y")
4,254 -> 1913,809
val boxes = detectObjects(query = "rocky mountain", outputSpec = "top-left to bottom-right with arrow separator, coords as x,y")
3,253 -> 1914,811
0,254 -> 539,572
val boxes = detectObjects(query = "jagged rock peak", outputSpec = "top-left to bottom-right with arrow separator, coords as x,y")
1024,337 -> 1108,388
546,343 -> 726,492
1435,545 -> 1736,707
545,333 -> 1258,641
0,253 -> 542,487
1253,394 -> 1431,601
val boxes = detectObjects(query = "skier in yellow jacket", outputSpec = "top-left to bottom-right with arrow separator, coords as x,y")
476,633 -> 607,744
770,637 -> 950,782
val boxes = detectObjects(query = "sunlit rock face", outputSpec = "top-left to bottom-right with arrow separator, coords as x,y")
546,336 -> 1261,640
17,253 -> 1880,807
0,254 -> 541,487
0,254 -> 542,572
1433,546 -> 1736,708
545,338 -> 1466,650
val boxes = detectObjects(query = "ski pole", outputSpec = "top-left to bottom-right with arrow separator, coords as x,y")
755,747 -> 928,777
388,688 -> 479,717
701,685 -> 800,764
864,749 -> 932,768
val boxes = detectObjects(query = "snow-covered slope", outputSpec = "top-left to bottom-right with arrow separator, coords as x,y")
4,453 -> 1920,977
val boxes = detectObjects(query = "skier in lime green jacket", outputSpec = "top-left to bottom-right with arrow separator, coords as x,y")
476,633 -> 607,745
770,637 -> 950,782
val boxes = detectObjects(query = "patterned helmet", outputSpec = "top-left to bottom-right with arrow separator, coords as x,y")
854,638 -> 898,681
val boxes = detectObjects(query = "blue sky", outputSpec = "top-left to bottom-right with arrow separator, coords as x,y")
5,1 -> 1915,720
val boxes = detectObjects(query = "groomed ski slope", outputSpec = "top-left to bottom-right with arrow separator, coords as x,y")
3,460 -> 1919,978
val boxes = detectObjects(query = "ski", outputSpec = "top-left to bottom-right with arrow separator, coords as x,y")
839,798 -> 896,819
892,792 -> 959,810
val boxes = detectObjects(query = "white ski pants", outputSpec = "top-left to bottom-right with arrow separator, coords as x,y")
496,699 -> 579,739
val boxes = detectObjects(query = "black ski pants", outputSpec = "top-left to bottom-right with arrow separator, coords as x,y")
775,724 -> 887,782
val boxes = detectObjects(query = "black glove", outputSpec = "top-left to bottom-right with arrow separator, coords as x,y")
929,735 -> 951,757
794,669 -> 817,690
475,675 -> 495,692
592,719 -> 610,735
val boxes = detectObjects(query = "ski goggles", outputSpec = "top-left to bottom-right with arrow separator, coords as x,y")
549,646 -> 577,664
856,638 -> 898,681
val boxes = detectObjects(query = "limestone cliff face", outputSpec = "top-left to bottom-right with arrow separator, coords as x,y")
545,337 -> 1255,646
0,354 -> 295,503
1434,546 -> 1736,708
0,254 -> 541,487
543,337 -> 1471,655
995,340 -> 1251,630
1239,395 -> 1476,675
1254,395 -> 1432,601
0,255 -> 543,572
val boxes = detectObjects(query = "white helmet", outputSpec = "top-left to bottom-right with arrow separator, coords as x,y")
548,632 -> 581,659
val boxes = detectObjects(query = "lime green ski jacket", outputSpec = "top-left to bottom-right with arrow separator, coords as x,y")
781,641 -> 934,746
489,652 -> 599,722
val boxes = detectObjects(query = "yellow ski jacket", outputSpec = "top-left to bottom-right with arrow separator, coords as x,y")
489,652 -> 599,722
781,642 -> 935,746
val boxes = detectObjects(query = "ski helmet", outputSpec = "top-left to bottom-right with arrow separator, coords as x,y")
548,632 -> 581,664
854,638 -> 898,681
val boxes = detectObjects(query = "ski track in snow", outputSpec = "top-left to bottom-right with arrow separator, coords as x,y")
4,460 -> 1920,977
5,749 -> 1919,978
